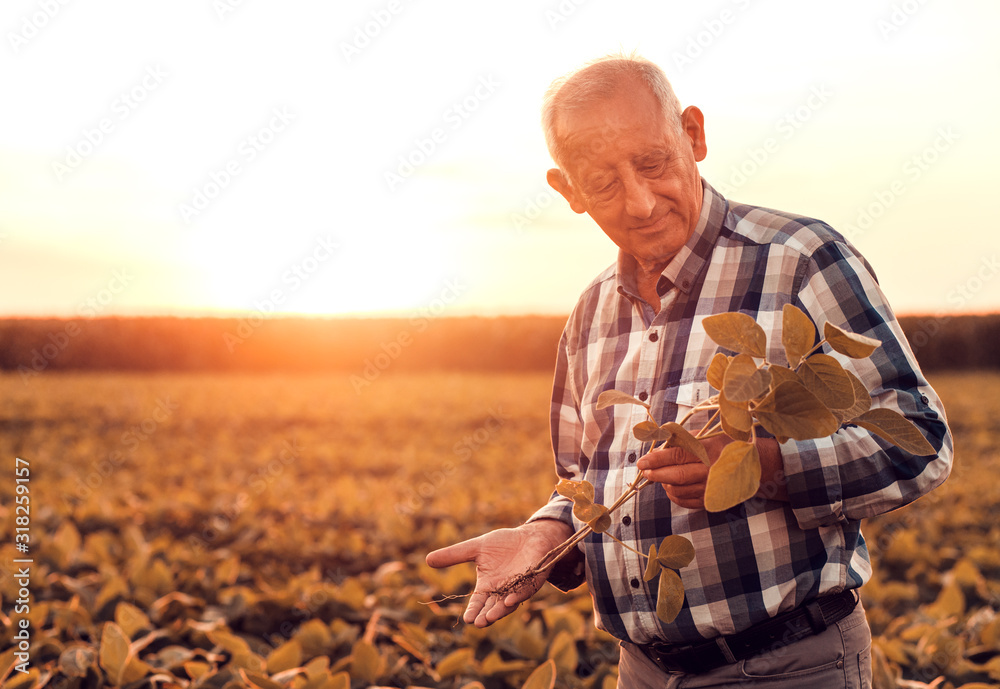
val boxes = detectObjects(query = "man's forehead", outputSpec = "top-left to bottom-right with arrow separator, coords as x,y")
559,114 -> 674,169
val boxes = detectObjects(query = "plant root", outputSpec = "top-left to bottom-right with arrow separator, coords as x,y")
488,568 -> 538,599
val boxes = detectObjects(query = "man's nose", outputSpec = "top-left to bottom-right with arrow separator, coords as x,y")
622,172 -> 655,219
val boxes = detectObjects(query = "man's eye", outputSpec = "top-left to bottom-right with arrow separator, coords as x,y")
592,181 -> 617,197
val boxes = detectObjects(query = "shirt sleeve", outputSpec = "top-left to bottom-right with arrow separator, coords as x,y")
525,325 -> 588,590
778,238 -> 954,530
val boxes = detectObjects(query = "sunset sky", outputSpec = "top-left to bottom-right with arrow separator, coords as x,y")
1,0 -> 998,319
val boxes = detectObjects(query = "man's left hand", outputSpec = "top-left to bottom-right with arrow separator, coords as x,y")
637,435 -> 787,509
636,435 -> 731,509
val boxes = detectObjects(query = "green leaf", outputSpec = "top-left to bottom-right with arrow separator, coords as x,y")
823,322 -> 881,359
662,422 -> 709,465
719,392 -> 753,433
596,389 -> 649,410
797,353 -> 855,410
704,442 -> 761,512
521,659 -> 557,689
723,353 -> 771,402
754,381 -> 840,441
782,304 -> 816,367
633,420 -> 674,442
656,535 -> 695,569
832,371 -> 873,424
703,312 -> 767,358
642,544 -> 661,582
852,408 -> 936,456
656,568 -> 686,624
707,352 -> 729,391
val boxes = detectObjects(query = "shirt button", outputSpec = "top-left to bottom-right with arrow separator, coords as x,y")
649,332 -> 659,342
622,515 -> 632,526
628,452 -> 637,463
630,578 -> 640,589
638,391 -> 648,401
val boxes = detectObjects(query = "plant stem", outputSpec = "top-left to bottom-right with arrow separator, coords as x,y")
795,338 -> 829,369
528,402 -> 722,577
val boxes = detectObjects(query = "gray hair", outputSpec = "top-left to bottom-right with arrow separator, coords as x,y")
541,53 -> 684,174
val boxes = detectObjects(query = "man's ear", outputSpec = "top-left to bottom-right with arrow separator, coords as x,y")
547,168 -> 587,214
681,105 -> 707,162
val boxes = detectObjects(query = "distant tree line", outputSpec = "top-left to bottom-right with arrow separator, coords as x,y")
0,313 -> 997,379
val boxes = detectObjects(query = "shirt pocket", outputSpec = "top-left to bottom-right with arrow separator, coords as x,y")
666,380 -> 716,431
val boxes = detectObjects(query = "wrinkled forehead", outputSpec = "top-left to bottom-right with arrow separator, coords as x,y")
556,88 -> 677,171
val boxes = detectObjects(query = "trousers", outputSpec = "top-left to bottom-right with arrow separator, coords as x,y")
616,601 -> 872,688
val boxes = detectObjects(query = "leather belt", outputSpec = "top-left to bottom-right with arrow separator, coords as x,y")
638,589 -> 859,674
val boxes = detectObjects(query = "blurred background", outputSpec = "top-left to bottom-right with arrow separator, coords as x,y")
1,0 -> 998,322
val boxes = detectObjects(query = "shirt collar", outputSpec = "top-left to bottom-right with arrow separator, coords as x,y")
616,178 -> 728,303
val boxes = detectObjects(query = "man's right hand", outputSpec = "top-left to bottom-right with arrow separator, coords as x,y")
425,519 -> 574,627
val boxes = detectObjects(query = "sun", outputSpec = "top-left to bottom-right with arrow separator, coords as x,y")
180,226 -> 460,317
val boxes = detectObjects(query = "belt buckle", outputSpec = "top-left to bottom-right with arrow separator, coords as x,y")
641,639 -> 728,674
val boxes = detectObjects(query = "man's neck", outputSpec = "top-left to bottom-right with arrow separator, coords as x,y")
634,259 -> 669,314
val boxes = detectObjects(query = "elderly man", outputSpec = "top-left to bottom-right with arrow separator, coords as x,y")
427,55 -> 952,687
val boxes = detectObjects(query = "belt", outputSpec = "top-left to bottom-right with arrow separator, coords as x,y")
638,589 -> 858,674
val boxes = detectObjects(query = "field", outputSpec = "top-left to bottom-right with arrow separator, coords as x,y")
0,370 -> 999,688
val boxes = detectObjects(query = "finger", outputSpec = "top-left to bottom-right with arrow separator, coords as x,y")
475,593 -> 507,627
426,537 -> 481,569
637,448 -> 697,470
667,494 -> 705,510
643,462 -> 707,487
665,483 -> 706,501
464,590 -> 488,625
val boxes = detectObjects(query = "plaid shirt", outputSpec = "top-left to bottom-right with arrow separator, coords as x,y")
529,179 -> 953,646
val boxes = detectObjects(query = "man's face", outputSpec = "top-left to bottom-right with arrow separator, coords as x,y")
548,83 -> 707,270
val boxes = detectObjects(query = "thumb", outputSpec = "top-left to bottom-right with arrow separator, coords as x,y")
426,536 -> 482,569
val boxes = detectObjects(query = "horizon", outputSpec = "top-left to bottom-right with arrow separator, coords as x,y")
2,1 -> 998,319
